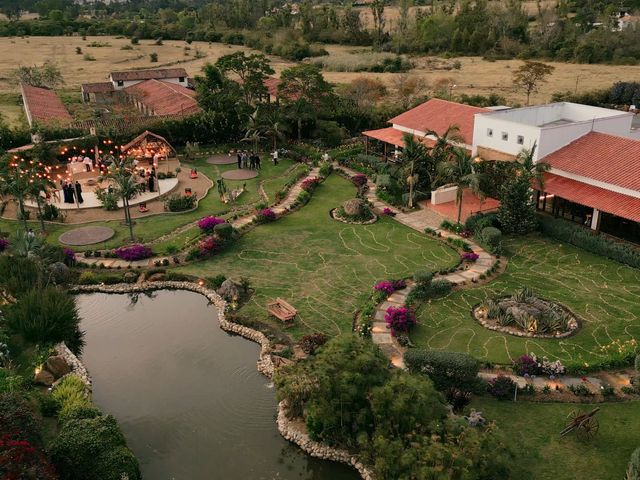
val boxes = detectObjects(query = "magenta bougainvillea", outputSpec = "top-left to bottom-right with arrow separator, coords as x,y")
382,207 -> 395,216
0,238 -> 8,252
258,208 -> 277,222
114,244 -> 153,261
198,236 -> 220,257
385,306 -> 416,334
374,279 -> 407,295
351,174 -> 367,187
197,216 -> 226,232
301,177 -> 320,192
462,252 -> 479,262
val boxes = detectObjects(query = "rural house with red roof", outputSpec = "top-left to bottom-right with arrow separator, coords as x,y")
20,83 -> 72,128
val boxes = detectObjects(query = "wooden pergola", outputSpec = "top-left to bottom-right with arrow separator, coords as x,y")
121,130 -> 176,172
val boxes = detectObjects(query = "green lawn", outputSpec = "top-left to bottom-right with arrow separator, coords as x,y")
472,397 -> 640,480
0,157 -> 299,253
180,174 -> 460,338
411,236 -> 640,368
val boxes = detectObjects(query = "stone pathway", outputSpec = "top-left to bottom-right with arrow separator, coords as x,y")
78,167 -> 320,269
334,165 -> 499,368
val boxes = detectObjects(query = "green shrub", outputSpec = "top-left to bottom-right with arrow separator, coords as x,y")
0,369 -> 26,394
0,255 -> 42,297
51,375 -> 91,418
479,226 -> 502,254
165,194 -> 196,212
539,215 -> 640,269
51,414 -> 141,480
6,287 -> 82,350
627,447 -> 640,480
165,271 -> 194,282
78,270 -> 99,285
465,212 -> 499,234
318,162 -> 332,177
58,404 -> 103,425
0,392 -> 43,444
404,349 -> 479,391
413,270 -> 433,285
487,375 -> 517,400
406,278 -> 453,305
206,274 -> 226,289
296,190 -> 310,205
213,222 -> 233,241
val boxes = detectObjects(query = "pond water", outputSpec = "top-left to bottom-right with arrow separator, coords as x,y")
77,290 -> 358,480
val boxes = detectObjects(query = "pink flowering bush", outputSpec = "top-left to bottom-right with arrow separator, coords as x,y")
462,252 -> 479,262
351,174 -> 367,187
382,207 -> 395,216
385,306 -> 416,334
374,279 -> 407,295
301,177 -> 320,192
114,244 -> 152,261
198,236 -> 220,257
197,216 -> 225,233
257,208 -> 276,223
0,238 -> 8,252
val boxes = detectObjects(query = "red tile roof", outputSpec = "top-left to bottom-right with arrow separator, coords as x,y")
111,68 -> 188,82
389,98 -> 488,145
363,127 -> 435,148
543,131 -> 640,192
536,173 -> 640,222
81,82 -> 114,94
20,83 -> 72,126
124,79 -> 200,117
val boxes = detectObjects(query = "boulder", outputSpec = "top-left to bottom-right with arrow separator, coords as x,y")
46,355 -> 72,379
342,198 -> 366,217
34,369 -> 55,386
217,279 -> 240,301
49,262 -> 70,284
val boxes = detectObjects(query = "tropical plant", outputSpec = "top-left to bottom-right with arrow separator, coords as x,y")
436,147 -> 483,223
100,165 -> 140,241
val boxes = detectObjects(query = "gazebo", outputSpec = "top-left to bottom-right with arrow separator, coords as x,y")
121,131 -> 175,172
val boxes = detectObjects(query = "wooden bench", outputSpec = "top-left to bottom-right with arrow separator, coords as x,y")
267,298 -> 297,323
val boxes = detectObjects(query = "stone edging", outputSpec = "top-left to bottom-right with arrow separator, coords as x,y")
53,342 -> 93,391
67,281 -> 372,479
330,208 -> 378,225
277,401 -> 375,480
471,302 -> 580,339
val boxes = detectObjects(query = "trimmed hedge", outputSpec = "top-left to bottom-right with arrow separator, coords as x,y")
539,215 -> 640,269
464,212 -> 499,235
404,349 -> 479,391
479,226 -> 503,255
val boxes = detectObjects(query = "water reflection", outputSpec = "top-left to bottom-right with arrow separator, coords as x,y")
78,290 -> 357,480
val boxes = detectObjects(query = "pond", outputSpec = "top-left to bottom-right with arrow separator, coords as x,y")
77,290 -> 359,480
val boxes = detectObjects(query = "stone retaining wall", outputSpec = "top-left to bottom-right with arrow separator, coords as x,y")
68,281 -> 372,478
53,342 -> 93,391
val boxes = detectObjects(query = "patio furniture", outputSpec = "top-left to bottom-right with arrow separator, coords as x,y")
267,298 -> 297,323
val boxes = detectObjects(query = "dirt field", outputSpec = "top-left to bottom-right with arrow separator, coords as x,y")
0,35 -> 638,110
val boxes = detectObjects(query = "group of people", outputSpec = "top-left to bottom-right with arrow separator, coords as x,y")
70,155 -> 94,172
236,150 -> 262,170
61,180 -> 84,204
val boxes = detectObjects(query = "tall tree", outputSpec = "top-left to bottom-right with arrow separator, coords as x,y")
371,0 -> 386,47
0,156 -> 38,230
12,61 -> 64,89
512,60 -> 555,105
278,64 -> 334,141
215,52 -> 274,105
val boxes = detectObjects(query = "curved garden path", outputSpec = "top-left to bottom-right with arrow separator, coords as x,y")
78,167 -> 320,269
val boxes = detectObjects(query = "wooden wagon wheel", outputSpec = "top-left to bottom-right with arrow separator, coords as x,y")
576,416 -> 599,441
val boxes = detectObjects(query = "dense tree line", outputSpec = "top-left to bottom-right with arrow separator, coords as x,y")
2,0 -> 640,64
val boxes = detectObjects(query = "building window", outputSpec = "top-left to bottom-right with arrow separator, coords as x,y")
501,132 -> 509,141
486,128 -> 493,137
517,135 -> 524,145
117,80 -> 124,87
179,76 -> 185,82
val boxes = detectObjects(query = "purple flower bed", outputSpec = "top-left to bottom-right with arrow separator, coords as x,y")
0,238 -> 8,252
351,174 -> 367,187
114,244 -> 153,261
374,279 -> 407,295
462,252 -> 479,262
197,216 -> 226,232
258,208 -> 277,222
385,306 -> 416,334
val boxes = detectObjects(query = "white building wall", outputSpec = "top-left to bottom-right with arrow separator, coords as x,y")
472,116 -> 542,159
110,76 -> 186,90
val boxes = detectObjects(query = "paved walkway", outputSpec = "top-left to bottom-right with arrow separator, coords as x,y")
79,167 -> 320,269
334,164 -> 498,369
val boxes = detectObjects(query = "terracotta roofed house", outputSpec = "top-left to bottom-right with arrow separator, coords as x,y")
20,83 -> 72,128
363,98 -> 488,154
123,79 -> 200,117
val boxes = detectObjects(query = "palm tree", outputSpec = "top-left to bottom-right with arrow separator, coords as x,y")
263,114 -> 287,151
28,174 -> 55,233
101,165 -> 140,241
513,142 -> 549,189
402,134 -> 426,208
437,147 -> 484,224
0,158 -> 32,231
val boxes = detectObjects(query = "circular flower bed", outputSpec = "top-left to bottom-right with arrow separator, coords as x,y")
331,198 -> 377,225
473,287 -> 579,338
